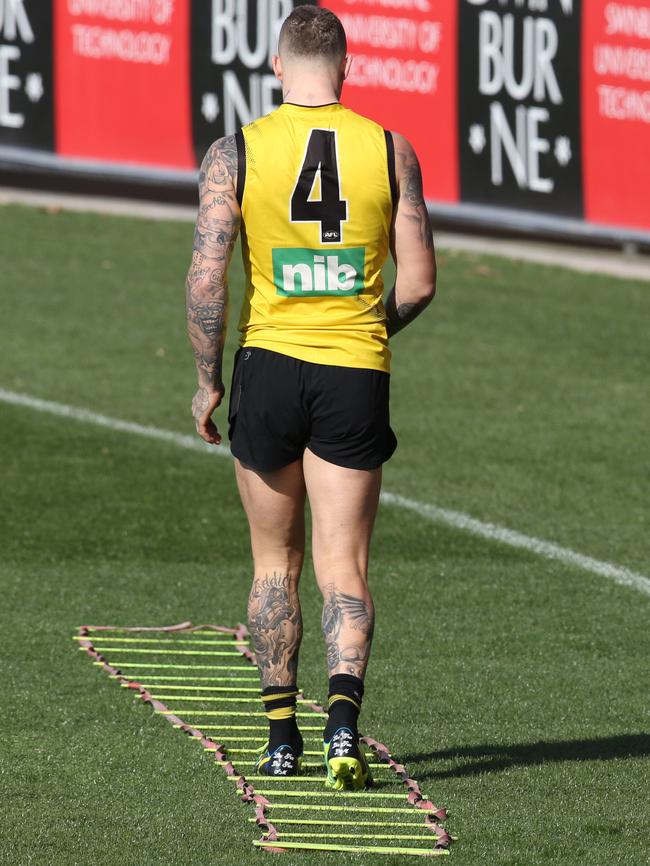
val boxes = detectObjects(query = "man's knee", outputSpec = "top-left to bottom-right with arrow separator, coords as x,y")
316,568 -> 371,600
252,559 -> 303,585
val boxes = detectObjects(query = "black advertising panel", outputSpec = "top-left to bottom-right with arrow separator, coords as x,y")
458,0 -> 583,217
190,0 -> 315,167
0,0 -> 53,151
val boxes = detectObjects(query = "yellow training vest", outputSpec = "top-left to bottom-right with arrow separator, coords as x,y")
236,102 -> 394,373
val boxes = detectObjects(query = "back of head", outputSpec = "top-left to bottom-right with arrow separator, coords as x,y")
278,5 -> 347,65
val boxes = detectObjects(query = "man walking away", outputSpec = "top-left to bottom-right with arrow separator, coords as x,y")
185,5 -> 436,789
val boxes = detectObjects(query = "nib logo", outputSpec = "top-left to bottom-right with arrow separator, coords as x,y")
273,247 -> 365,297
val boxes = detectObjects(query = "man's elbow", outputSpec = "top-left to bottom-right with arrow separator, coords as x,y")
407,259 -> 437,304
425,276 -> 437,302
416,275 -> 436,305
427,258 -> 438,300
394,259 -> 436,305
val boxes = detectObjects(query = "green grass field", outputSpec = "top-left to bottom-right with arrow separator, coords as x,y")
1,202 -> 649,866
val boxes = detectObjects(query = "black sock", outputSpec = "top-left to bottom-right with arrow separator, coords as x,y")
261,685 -> 303,754
324,674 -> 364,741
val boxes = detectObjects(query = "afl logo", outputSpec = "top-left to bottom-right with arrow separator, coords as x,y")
323,231 -> 340,241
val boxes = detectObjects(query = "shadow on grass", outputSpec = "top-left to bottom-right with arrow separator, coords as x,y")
400,733 -> 650,779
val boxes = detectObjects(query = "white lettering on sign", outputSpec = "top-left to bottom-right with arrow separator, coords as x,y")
595,44 -> 650,81
472,6 -> 574,193
0,42 -> 22,127
65,1 -> 175,67
67,0 -> 174,26
594,4 -> 650,123
479,12 -> 561,103
222,69 -> 280,134
419,20 -> 442,53
466,0 -> 573,10
340,14 -> 417,51
598,83 -> 650,121
343,0 -> 430,12
348,55 -> 438,94
0,0 -> 34,42
211,0 -> 292,70
605,3 -> 650,39
72,24 -> 171,63
339,13 -> 442,54
0,0 -> 36,130
490,101 -> 552,192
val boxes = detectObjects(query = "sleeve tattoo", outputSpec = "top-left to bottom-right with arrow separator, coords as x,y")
186,135 -> 241,390
397,143 -> 433,252
385,140 -> 435,338
385,293 -> 421,338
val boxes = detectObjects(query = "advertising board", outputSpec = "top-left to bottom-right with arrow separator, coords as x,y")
54,0 -> 194,167
0,1 -> 648,242
0,1 -> 53,151
325,0 -> 458,203
582,0 -> 650,231
458,0 -> 583,218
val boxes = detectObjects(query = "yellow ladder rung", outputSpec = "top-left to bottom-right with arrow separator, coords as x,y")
253,840 -> 448,856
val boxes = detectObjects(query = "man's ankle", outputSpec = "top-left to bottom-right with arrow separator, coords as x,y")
324,673 -> 364,740
262,685 -> 303,753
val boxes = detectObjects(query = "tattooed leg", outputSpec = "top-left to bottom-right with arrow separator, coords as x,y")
302,448 -> 382,681
248,571 -> 303,688
235,458 -> 307,689
321,584 -> 375,679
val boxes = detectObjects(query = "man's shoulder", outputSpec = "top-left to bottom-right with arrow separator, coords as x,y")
242,105 -> 284,137
339,103 -> 386,136
389,131 -> 414,154
203,134 -> 238,164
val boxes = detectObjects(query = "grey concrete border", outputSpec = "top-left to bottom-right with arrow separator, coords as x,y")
1,186 -> 648,282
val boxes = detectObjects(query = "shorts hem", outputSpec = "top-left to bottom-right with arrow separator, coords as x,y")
306,443 -> 396,471
230,444 -> 304,474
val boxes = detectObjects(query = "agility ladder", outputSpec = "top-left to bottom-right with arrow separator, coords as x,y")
75,622 -> 452,857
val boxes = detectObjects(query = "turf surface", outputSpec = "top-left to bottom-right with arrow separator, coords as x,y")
1,203 -> 649,865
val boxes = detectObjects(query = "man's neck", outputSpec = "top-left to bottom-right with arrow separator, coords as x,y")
282,88 -> 339,106
281,68 -> 340,106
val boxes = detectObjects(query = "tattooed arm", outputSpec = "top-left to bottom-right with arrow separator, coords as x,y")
385,132 -> 437,338
186,135 -> 241,444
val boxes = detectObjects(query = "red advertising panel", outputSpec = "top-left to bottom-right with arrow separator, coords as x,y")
325,0 -> 458,203
582,0 -> 650,231
54,0 -> 193,168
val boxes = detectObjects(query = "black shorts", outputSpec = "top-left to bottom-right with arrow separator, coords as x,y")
228,347 -> 397,472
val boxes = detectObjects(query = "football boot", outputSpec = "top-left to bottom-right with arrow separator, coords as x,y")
323,726 -> 373,790
256,743 -> 302,776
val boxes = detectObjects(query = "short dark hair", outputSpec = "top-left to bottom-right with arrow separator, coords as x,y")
278,6 -> 347,62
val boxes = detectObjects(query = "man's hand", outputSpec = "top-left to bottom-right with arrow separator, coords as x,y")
192,384 -> 225,445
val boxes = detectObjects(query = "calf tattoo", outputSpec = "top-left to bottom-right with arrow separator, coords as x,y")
248,573 -> 302,688
322,584 -> 375,678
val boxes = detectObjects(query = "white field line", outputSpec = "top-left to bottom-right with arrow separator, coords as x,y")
380,491 -> 650,596
2,387 -> 649,597
0,388 -> 230,459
